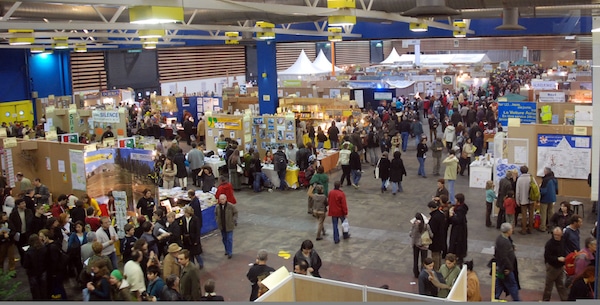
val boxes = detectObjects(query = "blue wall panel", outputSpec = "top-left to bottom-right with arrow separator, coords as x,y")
0,49 -> 29,102
28,50 -> 72,98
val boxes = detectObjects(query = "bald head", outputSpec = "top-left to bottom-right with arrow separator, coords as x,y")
218,194 -> 227,204
552,227 -> 563,241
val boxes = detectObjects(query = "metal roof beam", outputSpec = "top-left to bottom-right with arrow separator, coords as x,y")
0,1 -> 22,22
0,21 -> 362,37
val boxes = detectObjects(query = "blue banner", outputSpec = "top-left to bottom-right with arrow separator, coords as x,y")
497,101 -> 537,127
538,134 -> 591,149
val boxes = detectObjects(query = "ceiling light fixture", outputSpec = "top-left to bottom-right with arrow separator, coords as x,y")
327,0 -> 356,26
409,22 -> 428,32
9,29 -> 34,46
129,6 -> 184,24
74,43 -> 87,53
495,7 -> 526,31
225,32 -> 240,45
30,47 -> 45,53
255,21 -> 276,40
52,37 -> 69,49
402,0 -> 460,17
328,27 -> 343,42
141,38 -> 159,44
453,21 -> 467,38
138,29 -> 165,38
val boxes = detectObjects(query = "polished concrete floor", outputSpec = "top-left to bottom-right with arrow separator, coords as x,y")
5,122 -> 598,301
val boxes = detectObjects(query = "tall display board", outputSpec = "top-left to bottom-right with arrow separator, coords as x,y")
251,114 -> 296,157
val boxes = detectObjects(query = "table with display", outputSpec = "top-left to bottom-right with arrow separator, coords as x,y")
158,188 -> 218,235
261,164 -> 300,189
317,150 -> 339,173
468,157 -> 495,189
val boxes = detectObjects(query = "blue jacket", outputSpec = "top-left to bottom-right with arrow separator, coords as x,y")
540,174 -> 558,204
147,277 -> 165,300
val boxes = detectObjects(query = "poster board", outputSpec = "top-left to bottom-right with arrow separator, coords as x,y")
508,124 -> 592,198
113,190 -> 128,239
204,114 -> 246,154
536,134 -> 591,179
251,114 -> 296,157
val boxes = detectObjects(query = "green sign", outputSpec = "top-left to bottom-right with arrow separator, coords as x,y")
283,80 -> 302,87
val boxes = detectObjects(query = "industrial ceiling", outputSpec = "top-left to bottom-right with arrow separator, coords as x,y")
0,0 -> 599,49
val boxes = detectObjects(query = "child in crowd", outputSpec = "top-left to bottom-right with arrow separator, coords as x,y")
484,180 -> 497,228
503,190 -> 517,226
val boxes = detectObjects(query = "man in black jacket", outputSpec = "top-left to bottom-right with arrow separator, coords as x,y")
542,227 -> 568,301
246,249 -> 275,301
427,200 -> 447,271
8,199 -> 33,262
494,223 -> 520,301
295,143 -> 310,171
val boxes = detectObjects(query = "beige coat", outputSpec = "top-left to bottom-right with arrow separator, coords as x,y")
162,253 -> 181,278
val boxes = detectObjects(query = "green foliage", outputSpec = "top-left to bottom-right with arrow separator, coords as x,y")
0,270 -> 23,301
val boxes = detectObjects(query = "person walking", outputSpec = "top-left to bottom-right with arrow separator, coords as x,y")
448,193 -> 468,264
431,137 -> 444,176
215,194 -> 238,258
337,143 -> 352,187
416,136 -> 428,178
389,151 -> 407,195
349,145 -> 362,188
328,181 -> 349,244
327,121 -> 340,149
494,223 -> 520,301
411,118 -> 424,147
496,170 -> 514,229
307,184 -> 327,240
398,117 -> 411,152
542,227 -> 568,301
515,165 -> 537,234
443,122 -> 456,151
180,206 -> 203,269
292,240 -> 323,278
376,152 -> 391,193
539,167 -> 558,232
273,146 -> 289,191
442,150 -> 459,205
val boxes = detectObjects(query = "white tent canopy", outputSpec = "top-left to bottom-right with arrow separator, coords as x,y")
278,49 -> 326,75
380,47 -> 404,64
312,50 -> 344,73
387,53 -> 492,66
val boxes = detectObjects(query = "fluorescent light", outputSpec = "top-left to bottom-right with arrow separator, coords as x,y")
129,6 -> 184,24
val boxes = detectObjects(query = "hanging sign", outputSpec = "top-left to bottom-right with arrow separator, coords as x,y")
92,110 -> 121,123
207,116 -> 242,130
538,92 -> 565,103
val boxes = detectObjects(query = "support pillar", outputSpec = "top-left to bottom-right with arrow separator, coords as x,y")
256,40 -> 278,115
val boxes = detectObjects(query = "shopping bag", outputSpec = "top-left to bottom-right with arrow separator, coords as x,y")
384,179 -> 390,189
342,219 -> 350,233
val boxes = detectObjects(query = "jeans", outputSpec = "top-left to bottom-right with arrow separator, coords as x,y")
330,140 -> 338,149
193,254 -> 204,267
351,169 -> 361,186
253,172 -> 272,192
381,179 -> 388,190
415,134 -> 422,147
340,165 -> 351,185
495,271 -> 520,301
220,230 -> 233,255
368,148 -> 379,165
417,157 -> 426,176
277,169 -> 288,190
108,251 -> 118,270
401,132 -> 409,151
447,179 -> 455,204
332,216 -> 347,243
317,142 -> 324,149
391,181 -> 403,193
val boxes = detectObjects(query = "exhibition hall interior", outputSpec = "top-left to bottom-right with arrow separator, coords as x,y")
0,0 -> 598,302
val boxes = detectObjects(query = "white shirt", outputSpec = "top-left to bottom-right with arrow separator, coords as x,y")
95,225 -> 117,256
124,260 -> 146,293
185,216 -> 192,232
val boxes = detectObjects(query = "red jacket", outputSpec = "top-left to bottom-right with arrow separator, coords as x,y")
51,204 -> 66,218
215,182 -> 237,204
327,189 -> 348,217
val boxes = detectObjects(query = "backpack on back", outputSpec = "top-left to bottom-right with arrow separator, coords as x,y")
565,251 -> 579,276
529,176 -> 541,201
273,152 -> 286,171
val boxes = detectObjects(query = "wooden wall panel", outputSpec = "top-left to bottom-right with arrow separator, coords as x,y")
276,42 -> 316,71
71,51 -> 107,93
294,277 -> 363,302
157,46 -> 245,83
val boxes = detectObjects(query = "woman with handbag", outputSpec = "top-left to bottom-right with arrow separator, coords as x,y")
410,213 -> 433,278
376,152 -> 391,193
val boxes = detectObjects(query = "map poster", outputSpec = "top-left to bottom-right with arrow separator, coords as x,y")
113,190 -> 128,239
537,134 -> 591,179
69,149 -> 86,191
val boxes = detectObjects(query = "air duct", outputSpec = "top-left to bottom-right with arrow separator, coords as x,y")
495,7 -> 526,31
401,0 -> 460,17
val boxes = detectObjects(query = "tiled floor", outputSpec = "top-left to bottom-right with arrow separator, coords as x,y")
5,121 -> 598,301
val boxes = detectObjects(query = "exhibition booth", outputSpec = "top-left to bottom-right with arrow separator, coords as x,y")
256,265 -> 467,302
